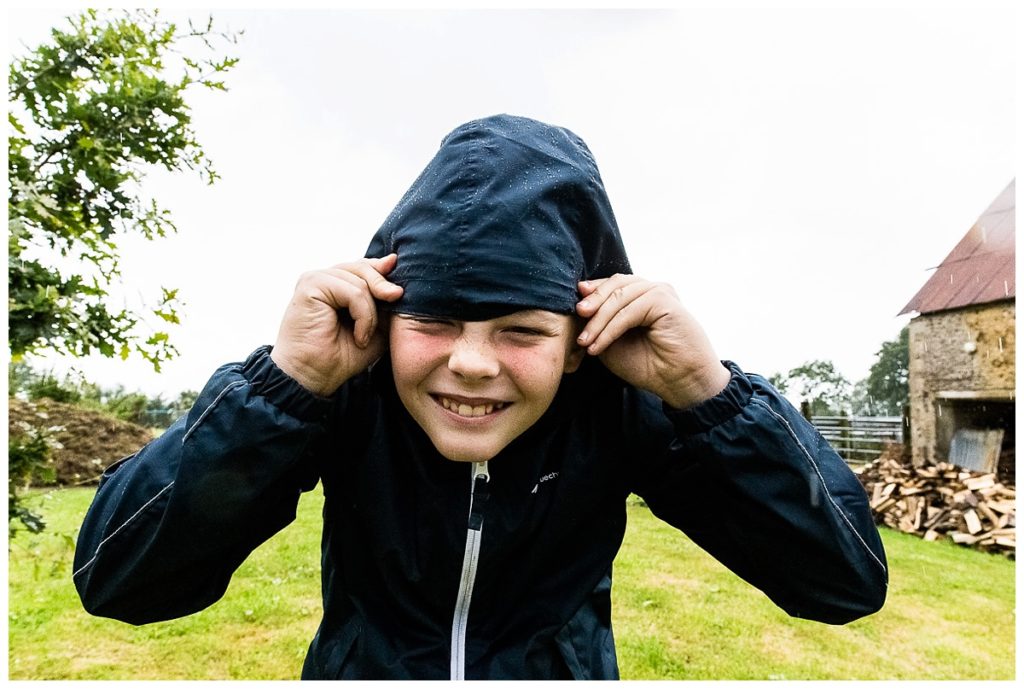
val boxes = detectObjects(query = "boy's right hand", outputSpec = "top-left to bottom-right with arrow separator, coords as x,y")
270,254 -> 403,396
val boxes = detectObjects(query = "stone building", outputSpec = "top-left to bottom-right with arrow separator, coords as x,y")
899,180 -> 1015,477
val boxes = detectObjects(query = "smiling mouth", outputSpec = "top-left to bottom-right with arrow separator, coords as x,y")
434,395 -> 509,418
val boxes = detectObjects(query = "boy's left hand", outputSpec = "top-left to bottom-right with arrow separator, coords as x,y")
576,276 -> 731,410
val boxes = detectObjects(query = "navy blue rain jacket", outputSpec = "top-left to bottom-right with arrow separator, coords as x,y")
73,115 -> 887,680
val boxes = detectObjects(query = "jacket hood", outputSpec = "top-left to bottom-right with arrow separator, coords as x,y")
365,114 -> 631,320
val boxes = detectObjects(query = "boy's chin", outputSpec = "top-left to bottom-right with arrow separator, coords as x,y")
438,449 -> 498,463
433,439 -> 505,463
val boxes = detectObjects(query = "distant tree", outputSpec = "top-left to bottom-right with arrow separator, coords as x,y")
849,378 -> 879,416
775,359 -> 852,416
172,389 -> 199,417
862,326 -> 909,416
8,8 -> 240,370
768,371 -> 788,392
95,385 -> 156,426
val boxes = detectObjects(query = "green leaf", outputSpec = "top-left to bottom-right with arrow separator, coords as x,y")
7,8 -> 239,372
8,113 -> 26,134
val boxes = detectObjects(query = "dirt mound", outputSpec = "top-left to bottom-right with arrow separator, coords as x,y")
8,397 -> 156,486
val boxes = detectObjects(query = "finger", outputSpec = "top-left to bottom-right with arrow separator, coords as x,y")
576,276 -> 615,304
342,253 -> 395,269
320,269 -> 383,346
575,274 -> 640,317
577,279 -> 603,298
365,252 -> 399,276
299,269 -> 376,347
339,256 -> 404,302
576,278 -> 652,348
318,260 -> 399,344
585,292 -> 661,355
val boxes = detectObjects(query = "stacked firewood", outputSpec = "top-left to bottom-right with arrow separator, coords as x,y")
854,450 -> 1015,557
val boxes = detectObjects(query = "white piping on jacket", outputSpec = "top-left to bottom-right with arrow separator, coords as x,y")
450,461 -> 490,680
750,397 -> 888,576
182,379 -> 246,443
75,378 -> 245,580
72,481 -> 175,579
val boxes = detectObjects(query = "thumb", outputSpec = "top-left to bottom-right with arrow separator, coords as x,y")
364,254 -> 404,302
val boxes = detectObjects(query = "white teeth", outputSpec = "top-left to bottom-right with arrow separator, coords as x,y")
438,396 -> 505,417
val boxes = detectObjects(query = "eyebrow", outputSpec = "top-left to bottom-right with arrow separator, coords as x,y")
394,310 -> 571,329
499,311 -> 569,327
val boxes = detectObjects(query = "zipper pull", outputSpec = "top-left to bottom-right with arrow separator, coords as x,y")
468,462 -> 490,531
472,462 -> 490,498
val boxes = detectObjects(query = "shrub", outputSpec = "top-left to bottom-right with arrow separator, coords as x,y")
8,405 -> 64,535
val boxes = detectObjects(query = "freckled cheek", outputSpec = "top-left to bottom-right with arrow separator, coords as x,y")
501,347 -> 566,394
390,332 -> 448,382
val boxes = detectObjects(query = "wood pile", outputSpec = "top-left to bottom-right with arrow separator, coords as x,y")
855,451 -> 1015,558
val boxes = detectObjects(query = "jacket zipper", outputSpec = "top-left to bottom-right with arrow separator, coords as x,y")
450,461 -> 490,680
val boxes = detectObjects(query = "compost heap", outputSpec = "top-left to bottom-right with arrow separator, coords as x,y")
8,397 -> 156,486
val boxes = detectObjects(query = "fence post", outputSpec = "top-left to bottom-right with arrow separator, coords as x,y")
800,400 -> 812,421
839,411 -> 851,461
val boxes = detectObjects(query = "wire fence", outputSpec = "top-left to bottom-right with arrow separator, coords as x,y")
810,415 -> 906,464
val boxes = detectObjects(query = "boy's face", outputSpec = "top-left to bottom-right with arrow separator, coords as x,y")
390,310 -> 584,462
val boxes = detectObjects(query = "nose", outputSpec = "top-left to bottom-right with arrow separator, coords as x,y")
447,334 -> 500,380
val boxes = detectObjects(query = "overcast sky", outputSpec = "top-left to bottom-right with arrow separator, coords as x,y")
7,2 -> 1016,404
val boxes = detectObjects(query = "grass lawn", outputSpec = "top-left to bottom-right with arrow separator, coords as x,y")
7,487 -> 1015,680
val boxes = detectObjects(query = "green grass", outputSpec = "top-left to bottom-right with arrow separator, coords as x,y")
7,489 -> 1015,679
613,497 -> 1015,680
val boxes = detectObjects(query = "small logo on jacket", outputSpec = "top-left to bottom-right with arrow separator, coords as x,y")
530,472 -> 559,494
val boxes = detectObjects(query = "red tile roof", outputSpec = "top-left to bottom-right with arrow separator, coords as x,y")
899,179 -> 1015,316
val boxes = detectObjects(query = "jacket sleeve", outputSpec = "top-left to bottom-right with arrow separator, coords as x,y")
73,346 -> 332,624
626,361 -> 888,625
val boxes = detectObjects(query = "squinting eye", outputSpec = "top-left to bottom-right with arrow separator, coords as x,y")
402,316 -> 456,331
505,326 -> 546,336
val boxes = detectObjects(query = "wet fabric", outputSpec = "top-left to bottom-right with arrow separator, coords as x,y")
71,115 -> 888,679
365,114 -> 631,320
73,348 -> 888,679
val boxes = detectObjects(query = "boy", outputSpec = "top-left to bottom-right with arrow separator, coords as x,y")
74,114 -> 887,680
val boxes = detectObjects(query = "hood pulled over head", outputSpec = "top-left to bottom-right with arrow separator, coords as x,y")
365,114 -> 631,320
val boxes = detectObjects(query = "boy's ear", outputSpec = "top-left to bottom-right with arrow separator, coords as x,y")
563,314 -> 586,373
564,344 -> 585,374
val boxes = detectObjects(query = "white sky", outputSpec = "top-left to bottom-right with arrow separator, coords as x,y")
5,2 -> 1017,402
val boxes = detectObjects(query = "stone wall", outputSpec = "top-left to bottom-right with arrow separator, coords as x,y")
907,300 -> 1015,466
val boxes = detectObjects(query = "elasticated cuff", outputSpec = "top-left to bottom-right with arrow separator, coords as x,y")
662,360 -> 753,436
240,346 -> 334,422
